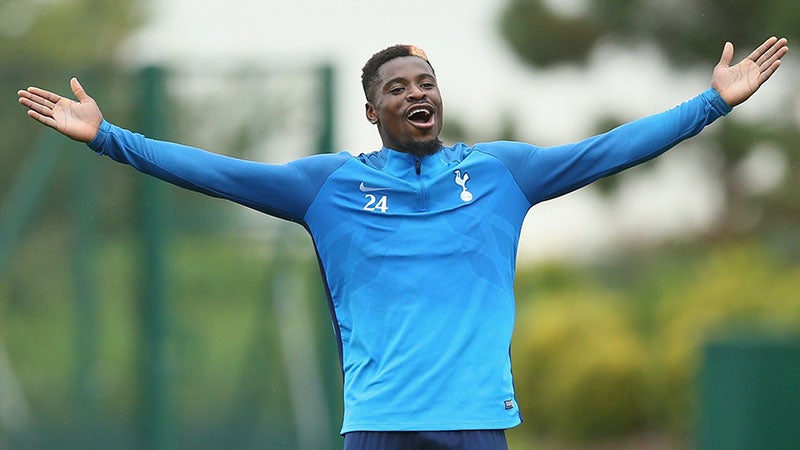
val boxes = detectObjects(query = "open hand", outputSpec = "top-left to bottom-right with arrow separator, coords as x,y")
712,36 -> 789,107
18,77 -> 103,143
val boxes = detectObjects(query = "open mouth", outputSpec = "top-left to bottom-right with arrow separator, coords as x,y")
407,105 -> 435,127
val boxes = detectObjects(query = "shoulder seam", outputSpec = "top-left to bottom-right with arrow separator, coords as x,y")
472,144 -> 535,206
302,153 -> 353,224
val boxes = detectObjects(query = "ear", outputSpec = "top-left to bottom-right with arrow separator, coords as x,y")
365,102 -> 378,125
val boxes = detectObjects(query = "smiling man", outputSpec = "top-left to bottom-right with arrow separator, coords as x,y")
17,38 -> 788,450
363,46 -> 444,158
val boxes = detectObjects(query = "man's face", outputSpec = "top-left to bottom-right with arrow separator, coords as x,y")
365,56 -> 444,156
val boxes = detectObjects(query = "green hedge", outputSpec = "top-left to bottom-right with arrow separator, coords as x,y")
4,229 -> 799,444
512,242 -> 800,442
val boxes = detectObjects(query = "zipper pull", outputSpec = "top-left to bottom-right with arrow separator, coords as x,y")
415,158 -> 421,175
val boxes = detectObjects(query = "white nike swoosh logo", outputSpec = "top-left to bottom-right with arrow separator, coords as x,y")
359,182 -> 391,192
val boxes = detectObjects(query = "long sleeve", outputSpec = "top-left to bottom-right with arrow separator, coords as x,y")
479,88 -> 732,205
87,120 -> 350,223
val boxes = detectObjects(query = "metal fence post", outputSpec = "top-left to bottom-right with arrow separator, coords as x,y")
136,66 -> 173,450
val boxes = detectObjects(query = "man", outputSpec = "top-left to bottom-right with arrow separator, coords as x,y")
17,37 -> 788,450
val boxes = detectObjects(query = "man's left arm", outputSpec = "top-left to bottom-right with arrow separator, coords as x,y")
495,89 -> 730,204
491,36 -> 788,205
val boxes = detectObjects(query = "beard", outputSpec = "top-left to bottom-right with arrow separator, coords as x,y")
402,136 -> 443,158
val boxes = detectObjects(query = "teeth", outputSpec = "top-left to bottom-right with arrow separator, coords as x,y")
408,108 -> 431,118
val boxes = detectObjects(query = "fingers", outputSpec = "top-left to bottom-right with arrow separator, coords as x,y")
718,41 -> 734,68
70,77 -> 92,102
18,86 -> 61,128
17,90 -> 60,126
747,36 -> 778,63
17,85 -> 62,131
748,36 -> 789,69
26,109 -> 58,129
18,89 -> 58,111
22,85 -> 64,104
758,59 -> 783,85
755,38 -> 788,83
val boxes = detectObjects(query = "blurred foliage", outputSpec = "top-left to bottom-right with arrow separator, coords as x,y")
1,2 -> 337,444
498,0 -> 800,238
6,229 -> 799,447
2,228 -> 327,447
514,289 -> 649,439
500,0 -> 798,68
0,0 -> 143,224
512,240 -> 800,444
3,1 -> 799,448
1,0 -> 142,442
0,0 -> 142,64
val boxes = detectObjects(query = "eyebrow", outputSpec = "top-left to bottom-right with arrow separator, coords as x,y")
381,73 -> 436,90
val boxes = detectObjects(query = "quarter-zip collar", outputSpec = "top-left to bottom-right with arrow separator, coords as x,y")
381,147 -> 445,180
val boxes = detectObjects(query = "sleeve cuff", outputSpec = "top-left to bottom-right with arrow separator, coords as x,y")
86,119 -> 111,153
705,88 -> 733,116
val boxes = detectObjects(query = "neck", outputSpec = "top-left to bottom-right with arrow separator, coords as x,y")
386,138 -> 442,158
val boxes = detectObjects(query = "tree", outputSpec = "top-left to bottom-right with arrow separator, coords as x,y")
0,0 -> 144,210
498,0 -> 799,240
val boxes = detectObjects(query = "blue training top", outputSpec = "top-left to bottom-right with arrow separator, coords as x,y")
87,88 -> 731,433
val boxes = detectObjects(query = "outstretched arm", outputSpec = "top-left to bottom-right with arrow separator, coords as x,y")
17,77 -> 103,143
712,36 -> 788,107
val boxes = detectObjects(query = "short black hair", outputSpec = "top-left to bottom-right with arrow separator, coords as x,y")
361,44 -> 435,103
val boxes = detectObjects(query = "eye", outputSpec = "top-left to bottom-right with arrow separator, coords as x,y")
421,82 -> 436,89
389,86 -> 405,94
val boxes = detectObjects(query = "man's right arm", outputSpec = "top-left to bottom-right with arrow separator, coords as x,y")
89,120 -> 350,223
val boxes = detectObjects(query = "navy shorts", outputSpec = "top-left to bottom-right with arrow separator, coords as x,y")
343,430 -> 508,450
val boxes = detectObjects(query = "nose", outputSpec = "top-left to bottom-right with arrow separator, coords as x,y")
406,84 -> 426,100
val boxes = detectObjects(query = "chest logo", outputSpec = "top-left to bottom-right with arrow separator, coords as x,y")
359,182 -> 391,192
454,170 -> 473,202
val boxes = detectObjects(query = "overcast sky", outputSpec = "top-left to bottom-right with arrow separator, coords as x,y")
121,0 -> 791,263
